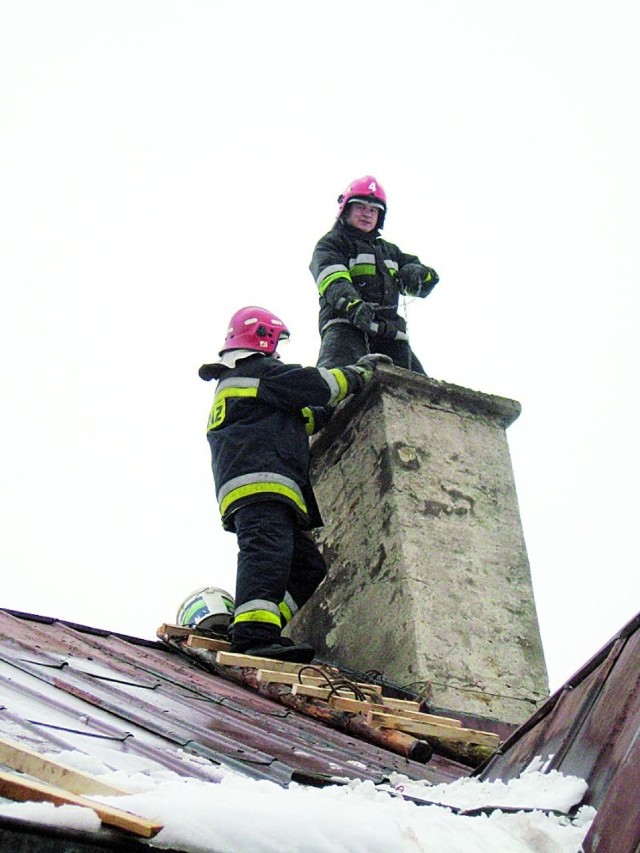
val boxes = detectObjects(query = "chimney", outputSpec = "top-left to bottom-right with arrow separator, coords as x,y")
286,366 -> 549,725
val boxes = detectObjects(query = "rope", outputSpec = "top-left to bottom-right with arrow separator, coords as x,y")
354,667 -> 538,706
297,665 -> 537,707
400,679 -> 540,705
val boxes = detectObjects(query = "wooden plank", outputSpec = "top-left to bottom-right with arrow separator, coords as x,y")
256,669 -> 319,686
257,678 -> 456,725
187,655 -> 435,764
326,695 -> 386,714
0,771 -> 163,838
157,624 -> 232,650
215,651 -> 312,674
366,711 -> 501,748
0,736 -> 131,797
375,696 -> 463,723
156,623 -> 194,639
186,635 -> 232,652
374,696 -> 421,712
291,684 -> 381,700
323,696 -> 463,725
286,685 -> 463,727
376,707 -> 462,727
255,669 -> 382,694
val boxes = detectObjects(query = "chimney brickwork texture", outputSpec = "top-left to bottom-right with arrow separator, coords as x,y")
286,367 -> 549,725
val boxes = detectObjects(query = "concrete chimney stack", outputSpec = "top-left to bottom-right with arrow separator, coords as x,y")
286,367 -> 549,725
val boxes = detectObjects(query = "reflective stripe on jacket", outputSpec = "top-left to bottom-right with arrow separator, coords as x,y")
310,220 -> 430,334
205,354 -> 361,530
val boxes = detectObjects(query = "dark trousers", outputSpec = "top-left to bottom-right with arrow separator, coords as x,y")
231,502 -> 327,649
317,323 -> 426,375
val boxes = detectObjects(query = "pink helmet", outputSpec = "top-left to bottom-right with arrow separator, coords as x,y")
220,306 -> 290,355
337,175 -> 387,225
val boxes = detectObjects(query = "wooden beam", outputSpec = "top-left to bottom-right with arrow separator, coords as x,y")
291,683 -> 361,700
374,696 -> 421,712
156,623 -> 194,639
286,690 -> 464,727
366,711 -> 501,748
0,771 -> 163,838
0,737 -> 131,797
184,647 -> 435,764
255,669 -> 382,694
322,696 -> 463,725
216,651 -> 314,674
326,695 -> 385,714
157,624 -> 232,650
186,635 -> 232,652
373,706 -> 462,727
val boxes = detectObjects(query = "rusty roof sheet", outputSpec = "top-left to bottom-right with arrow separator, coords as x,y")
4,607 -> 639,851
479,610 -> 640,853
0,609 -> 469,789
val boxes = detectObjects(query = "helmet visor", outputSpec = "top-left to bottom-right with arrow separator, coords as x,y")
347,198 -> 385,211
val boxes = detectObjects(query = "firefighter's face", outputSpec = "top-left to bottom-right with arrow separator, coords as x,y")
346,201 -> 379,233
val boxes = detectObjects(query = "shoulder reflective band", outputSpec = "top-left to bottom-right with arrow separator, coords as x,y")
207,378 -> 260,431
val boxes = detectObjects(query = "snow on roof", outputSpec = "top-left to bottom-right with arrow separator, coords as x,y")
1,607 -> 638,850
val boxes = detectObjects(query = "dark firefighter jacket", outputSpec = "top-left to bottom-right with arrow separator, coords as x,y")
202,354 -> 364,531
309,219 -> 438,334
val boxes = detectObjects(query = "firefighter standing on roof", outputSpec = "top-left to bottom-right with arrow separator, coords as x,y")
199,306 -> 390,664
310,175 -> 439,374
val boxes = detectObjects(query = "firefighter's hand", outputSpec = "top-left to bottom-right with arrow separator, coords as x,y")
417,267 -> 439,297
373,318 -> 402,339
356,353 -> 394,374
357,353 -> 393,368
400,263 -> 439,298
347,300 -> 377,332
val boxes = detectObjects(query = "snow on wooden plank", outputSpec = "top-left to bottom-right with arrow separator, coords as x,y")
0,736 -> 131,797
0,771 -> 163,838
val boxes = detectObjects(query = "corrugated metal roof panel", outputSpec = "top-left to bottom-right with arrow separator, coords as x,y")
0,609 -> 468,789
3,607 -> 640,849
479,611 -> 640,852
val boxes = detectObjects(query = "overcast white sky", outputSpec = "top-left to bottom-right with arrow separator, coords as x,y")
1,0 -> 638,694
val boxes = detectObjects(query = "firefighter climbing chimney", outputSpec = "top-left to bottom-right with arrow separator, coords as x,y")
285,366 -> 549,725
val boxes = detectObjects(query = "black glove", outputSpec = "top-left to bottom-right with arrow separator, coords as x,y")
400,263 -> 439,298
372,318 -> 401,339
348,353 -> 393,385
346,300 -> 377,332
373,315 -> 412,341
356,353 -> 394,371
418,267 -> 439,297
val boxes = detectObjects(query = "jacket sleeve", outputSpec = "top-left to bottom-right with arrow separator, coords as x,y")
309,231 -> 362,311
301,405 -> 333,436
257,363 -> 367,413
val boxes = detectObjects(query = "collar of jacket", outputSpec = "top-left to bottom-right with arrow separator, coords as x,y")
199,351 -> 268,382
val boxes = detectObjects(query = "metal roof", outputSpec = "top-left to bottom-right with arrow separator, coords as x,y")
0,608 -> 469,790
2,607 -> 639,851
479,610 -> 640,852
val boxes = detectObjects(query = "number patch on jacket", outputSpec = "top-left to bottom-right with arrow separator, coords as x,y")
207,398 -> 226,431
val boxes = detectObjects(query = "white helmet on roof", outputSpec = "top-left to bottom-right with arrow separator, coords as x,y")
176,587 -> 235,634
